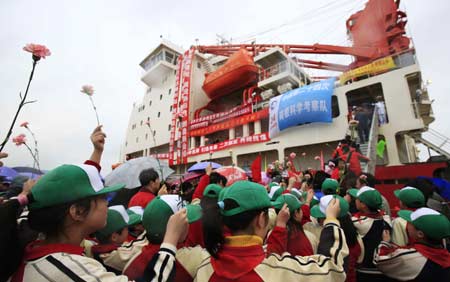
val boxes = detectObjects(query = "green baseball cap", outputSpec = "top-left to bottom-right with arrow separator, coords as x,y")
268,185 -> 284,201
321,178 -> 339,194
203,184 -> 222,198
310,195 -> 349,219
398,208 -> 450,240
127,206 -> 144,226
29,164 -> 124,210
218,180 -> 272,217
96,205 -> 130,238
272,194 -> 303,214
143,195 -> 202,243
348,186 -> 382,209
302,191 -> 320,208
290,188 -> 302,199
394,186 -> 425,208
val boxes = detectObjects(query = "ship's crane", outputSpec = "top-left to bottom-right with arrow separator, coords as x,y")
196,0 -> 410,73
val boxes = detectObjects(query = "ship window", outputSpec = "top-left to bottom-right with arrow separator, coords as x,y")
197,62 -> 201,69
153,130 -> 156,136
168,88 -> 172,95
125,142 -> 128,147
142,105 -> 145,111
149,100 -> 152,106
168,124 -> 171,131
140,120 -> 143,126
147,116 -> 150,121
170,105 -> 173,112
147,87 -> 152,93
331,96 -> 340,118
145,133 -> 148,140
165,51 -> 174,64
160,94 -> 163,100
158,112 -> 161,118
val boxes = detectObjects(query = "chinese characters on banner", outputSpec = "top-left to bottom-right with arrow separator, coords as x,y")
340,56 -> 396,84
187,132 -> 270,157
150,153 -> 169,159
269,78 -> 336,138
179,48 -> 195,164
189,104 -> 252,130
190,108 -> 269,136
168,54 -> 183,166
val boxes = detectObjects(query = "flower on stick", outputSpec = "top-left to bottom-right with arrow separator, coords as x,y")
81,85 -> 100,125
11,134 -> 41,171
0,43 -> 50,152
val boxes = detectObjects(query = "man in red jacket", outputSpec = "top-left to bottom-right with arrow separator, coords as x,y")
128,168 -> 167,208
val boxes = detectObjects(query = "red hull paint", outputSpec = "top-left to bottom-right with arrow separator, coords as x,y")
375,162 -> 448,213
202,49 -> 258,100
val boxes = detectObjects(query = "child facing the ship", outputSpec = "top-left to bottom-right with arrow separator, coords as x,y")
374,207 -> 450,281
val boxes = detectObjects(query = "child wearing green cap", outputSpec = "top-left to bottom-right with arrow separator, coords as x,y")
8,163 -> 189,282
374,207 -> 450,281
309,195 -> 364,282
391,186 -> 425,246
123,194 -> 202,281
267,194 -> 317,256
347,186 -> 392,281
170,180 -> 349,282
89,205 -> 148,274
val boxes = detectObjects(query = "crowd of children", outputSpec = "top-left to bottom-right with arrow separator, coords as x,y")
0,126 -> 449,282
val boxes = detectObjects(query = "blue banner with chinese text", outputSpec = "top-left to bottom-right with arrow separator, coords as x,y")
269,78 -> 336,138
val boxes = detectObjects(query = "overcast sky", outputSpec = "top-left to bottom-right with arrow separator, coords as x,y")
1,0 -> 449,173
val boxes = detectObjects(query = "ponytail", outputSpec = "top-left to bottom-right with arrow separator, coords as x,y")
203,198 -> 269,258
202,200 -> 224,258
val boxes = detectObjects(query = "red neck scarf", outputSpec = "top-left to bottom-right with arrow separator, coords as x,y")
11,240 -> 84,282
414,243 -> 450,268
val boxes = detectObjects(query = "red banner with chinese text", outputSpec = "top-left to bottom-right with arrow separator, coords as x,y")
189,104 -> 252,130
179,48 -> 195,164
187,132 -> 270,157
168,54 -> 183,166
189,108 -> 269,137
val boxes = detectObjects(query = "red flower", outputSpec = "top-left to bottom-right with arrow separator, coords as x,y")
12,134 -> 26,146
23,44 -> 51,59
80,85 -> 94,96
20,121 -> 29,128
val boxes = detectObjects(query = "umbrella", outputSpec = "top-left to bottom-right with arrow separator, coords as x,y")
187,161 -> 222,172
215,166 -> 248,186
12,166 -> 45,174
0,166 -> 18,183
17,172 -> 41,180
105,157 -> 174,189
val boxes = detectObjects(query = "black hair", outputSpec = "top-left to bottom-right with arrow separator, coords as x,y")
338,214 -> 358,246
339,171 -> 358,197
209,172 -> 224,186
139,168 -> 159,186
285,208 -> 304,238
180,181 -> 194,203
312,171 -> 329,191
203,199 -> 268,258
359,173 -> 377,187
96,227 -> 127,244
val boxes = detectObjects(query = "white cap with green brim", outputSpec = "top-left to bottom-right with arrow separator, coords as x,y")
143,195 -> 202,243
310,195 -> 349,218
127,206 -> 144,226
96,205 -> 130,237
29,164 -> 125,210
398,207 -> 450,240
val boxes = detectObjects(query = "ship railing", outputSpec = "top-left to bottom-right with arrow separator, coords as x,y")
421,128 -> 450,155
365,110 -> 379,175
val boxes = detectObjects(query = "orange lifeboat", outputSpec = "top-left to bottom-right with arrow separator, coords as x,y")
202,49 -> 259,100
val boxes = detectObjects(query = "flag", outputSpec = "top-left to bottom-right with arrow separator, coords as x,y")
251,154 -> 262,183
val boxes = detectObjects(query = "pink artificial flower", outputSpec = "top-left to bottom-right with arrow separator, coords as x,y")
301,152 -> 306,156
290,152 -> 296,159
20,121 -> 29,128
12,134 -> 26,146
80,85 -> 94,96
23,44 -> 51,59
314,156 -> 321,160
